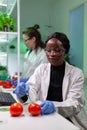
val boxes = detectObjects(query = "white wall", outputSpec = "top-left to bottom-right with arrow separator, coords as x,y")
20,0 -> 55,41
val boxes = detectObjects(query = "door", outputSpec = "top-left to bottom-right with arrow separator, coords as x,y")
70,4 -> 84,70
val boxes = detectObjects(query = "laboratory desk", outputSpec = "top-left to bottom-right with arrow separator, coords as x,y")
0,88 -> 80,130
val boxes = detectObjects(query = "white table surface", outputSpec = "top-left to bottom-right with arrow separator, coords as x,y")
0,111 -> 80,130
0,88 -> 80,130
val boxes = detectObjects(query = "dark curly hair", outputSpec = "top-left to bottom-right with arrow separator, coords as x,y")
45,32 -> 70,54
22,24 -> 45,50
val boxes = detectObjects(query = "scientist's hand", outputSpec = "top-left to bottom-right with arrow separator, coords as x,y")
12,78 -> 29,87
40,100 -> 56,115
14,82 -> 29,98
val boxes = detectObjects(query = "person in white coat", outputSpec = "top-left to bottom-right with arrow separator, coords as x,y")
15,32 -> 87,130
12,24 -> 48,86
22,24 -> 48,78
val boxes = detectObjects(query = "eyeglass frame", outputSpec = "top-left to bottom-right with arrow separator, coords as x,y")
24,37 -> 32,42
45,47 -> 65,54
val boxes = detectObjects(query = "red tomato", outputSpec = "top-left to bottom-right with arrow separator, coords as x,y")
28,103 -> 41,116
10,102 -> 23,116
3,81 -> 12,88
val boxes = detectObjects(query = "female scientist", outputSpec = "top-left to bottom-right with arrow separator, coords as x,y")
13,24 -> 48,86
22,24 -> 48,78
15,32 -> 87,130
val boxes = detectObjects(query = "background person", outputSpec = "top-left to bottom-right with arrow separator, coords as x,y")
12,24 -> 48,86
14,32 -> 87,130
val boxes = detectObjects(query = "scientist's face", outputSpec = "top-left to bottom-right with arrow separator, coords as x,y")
46,38 -> 65,66
23,34 -> 36,50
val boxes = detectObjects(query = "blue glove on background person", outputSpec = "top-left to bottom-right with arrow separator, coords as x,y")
14,82 -> 29,98
12,78 -> 29,87
40,100 -> 56,115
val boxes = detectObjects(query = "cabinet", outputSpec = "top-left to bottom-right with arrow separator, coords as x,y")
0,0 -> 20,81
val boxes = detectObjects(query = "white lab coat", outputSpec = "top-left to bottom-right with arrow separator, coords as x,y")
22,47 -> 48,78
27,62 -> 87,130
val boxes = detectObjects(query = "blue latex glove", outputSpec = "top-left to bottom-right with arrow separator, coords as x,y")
14,82 -> 29,98
12,78 -> 29,87
40,100 -> 56,115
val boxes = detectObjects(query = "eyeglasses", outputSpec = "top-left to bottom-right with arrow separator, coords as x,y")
45,47 -> 65,54
24,37 -> 31,42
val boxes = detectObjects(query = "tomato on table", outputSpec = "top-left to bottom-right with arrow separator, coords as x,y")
10,102 -> 23,116
28,103 -> 41,116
